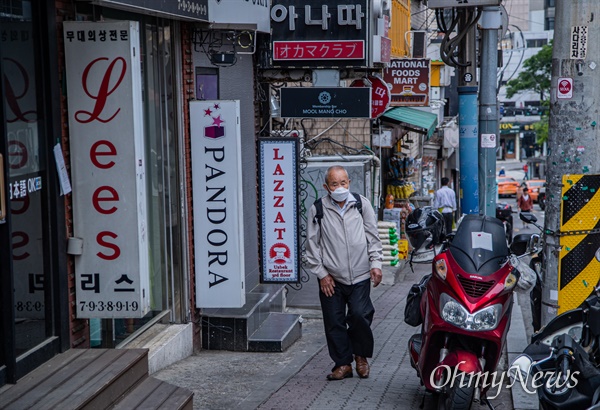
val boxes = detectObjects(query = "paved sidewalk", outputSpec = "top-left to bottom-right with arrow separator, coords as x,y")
154,261 -> 534,409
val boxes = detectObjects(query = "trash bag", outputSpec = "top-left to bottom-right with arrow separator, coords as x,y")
404,274 -> 431,327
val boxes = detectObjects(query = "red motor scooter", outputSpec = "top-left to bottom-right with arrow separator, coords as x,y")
407,214 -> 536,409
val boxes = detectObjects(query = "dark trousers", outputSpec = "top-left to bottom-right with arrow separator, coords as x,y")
442,212 -> 453,234
319,278 -> 375,368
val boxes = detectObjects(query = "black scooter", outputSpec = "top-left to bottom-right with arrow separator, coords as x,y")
510,248 -> 600,410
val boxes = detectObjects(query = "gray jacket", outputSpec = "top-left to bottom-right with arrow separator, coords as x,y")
305,194 -> 383,285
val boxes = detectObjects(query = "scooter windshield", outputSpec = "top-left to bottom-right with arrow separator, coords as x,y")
449,214 -> 509,276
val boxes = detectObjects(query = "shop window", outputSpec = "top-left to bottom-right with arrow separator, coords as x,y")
195,67 -> 218,100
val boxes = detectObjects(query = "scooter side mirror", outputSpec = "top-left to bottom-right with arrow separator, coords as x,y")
508,354 -> 532,382
528,234 -> 541,253
520,212 -> 538,224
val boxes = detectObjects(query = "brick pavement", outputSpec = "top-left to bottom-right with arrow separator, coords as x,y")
259,263 -> 440,410
259,261 -> 518,410
156,260 -> 529,410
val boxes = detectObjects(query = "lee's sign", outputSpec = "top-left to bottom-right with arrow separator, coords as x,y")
64,21 -> 150,318
259,139 -> 299,283
190,100 -> 246,308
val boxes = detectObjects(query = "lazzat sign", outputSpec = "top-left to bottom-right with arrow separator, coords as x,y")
190,100 -> 246,308
64,21 -> 150,319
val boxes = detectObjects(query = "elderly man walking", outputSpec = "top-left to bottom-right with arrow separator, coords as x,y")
306,165 -> 383,381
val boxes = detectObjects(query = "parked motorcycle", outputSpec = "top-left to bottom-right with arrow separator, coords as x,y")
510,249 -> 600,410
406,214 -> 537,409
516,211 -> 545,332
496,201 -> 514,245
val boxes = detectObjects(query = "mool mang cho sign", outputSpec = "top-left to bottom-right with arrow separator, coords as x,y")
64,21 -> 150,319
190,100 -> 246,308
259,139 -> 300,283
280,87 -> 371,118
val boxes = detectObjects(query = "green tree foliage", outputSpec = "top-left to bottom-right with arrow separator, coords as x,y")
534,111 -> 549,144
505,42 -> 552,100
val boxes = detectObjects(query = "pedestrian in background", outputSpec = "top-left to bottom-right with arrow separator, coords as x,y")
433,177 -> 457,235
306,165 -> 383,381
517,187 -> 534,228
498,166 -> 506,177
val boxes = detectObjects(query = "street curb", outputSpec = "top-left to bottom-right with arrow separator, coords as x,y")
508,294 -> 538,410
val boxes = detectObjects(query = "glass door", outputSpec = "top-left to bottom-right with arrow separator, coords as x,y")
0,0 -> 65,385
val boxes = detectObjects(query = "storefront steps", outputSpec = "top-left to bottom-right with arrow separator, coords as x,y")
201,287 -> 302,352
124,323 -> 193,374
0,349 -> 193,409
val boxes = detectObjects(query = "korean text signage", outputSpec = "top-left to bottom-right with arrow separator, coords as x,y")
384,58 -> 430,106
190,100 -> 246,308
259,139 -> 299,283
64,21 -> 150,319
270,0 -> 369,68
280,87 -> 371,118
94,0 -> 208,21
571,26 -> 588,59
350,76 -> 391,119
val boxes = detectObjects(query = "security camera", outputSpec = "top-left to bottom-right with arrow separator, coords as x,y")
577,61 -> 584,76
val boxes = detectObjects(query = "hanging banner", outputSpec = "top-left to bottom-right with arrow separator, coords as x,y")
259,138 -> 300,283
64,21 -> 150,319
191,100 -> 246,308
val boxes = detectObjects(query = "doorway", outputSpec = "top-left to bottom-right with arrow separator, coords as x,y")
0,0 -> 68,385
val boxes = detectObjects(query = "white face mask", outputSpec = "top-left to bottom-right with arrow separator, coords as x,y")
329,187 -> 350,202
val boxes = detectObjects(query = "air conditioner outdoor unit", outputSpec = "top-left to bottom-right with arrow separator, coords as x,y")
411,31 -> 427,58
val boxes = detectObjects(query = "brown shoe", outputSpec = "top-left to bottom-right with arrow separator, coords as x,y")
355,356 -> 370,378
326,365 -> 353,380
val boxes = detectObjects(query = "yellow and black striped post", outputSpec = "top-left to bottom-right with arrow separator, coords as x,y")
558,175 -> 600,313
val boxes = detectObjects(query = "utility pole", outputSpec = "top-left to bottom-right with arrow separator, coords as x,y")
478,7 -> 501,217
458,11 -> 479,215
543,1 -> 600,326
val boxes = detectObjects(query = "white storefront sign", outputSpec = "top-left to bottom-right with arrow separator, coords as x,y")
259,139 -> 299,283
64,21 -> 150,318
191,100 -> 246,308
208,0 -> 270,33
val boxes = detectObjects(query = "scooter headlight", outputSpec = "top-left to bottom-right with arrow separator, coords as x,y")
440,293 -> 502,331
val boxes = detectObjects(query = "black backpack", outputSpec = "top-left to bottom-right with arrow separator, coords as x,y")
313,192 -> 362,227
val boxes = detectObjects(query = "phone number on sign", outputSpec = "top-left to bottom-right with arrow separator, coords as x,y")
79,300 -> 139,312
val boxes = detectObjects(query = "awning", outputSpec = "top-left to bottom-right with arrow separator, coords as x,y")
381,107 -> 439,139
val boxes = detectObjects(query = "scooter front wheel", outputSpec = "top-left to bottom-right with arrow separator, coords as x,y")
437,377 -> 474,410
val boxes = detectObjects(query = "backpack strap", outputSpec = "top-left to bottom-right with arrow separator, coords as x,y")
313,197 -> 324,226
352,192 -> 362,216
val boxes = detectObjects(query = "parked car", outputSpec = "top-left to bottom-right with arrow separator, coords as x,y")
518,179 -> 546,202
498,177 -> 520,197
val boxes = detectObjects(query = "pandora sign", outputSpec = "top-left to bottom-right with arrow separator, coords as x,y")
190,100 -> 246,308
